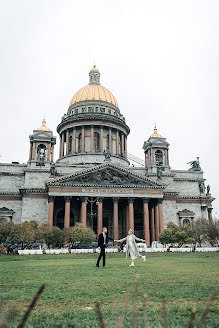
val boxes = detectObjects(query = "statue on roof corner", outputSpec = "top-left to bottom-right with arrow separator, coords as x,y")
50,163 -> 56,176
104,149 -> 111,161
187,157 -> 202,171
157,166 -> 162,180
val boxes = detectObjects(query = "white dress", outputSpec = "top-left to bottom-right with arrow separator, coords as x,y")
118,234 -> 144,259
127,235 -> 138,259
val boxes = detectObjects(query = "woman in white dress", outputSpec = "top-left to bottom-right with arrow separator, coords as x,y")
115,229 -> 146,267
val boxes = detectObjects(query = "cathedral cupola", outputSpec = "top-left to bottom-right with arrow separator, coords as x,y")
143,125 -> 170,174
56,66 -> 130,167
89,65 -> 100,84
28,118 -> 56,167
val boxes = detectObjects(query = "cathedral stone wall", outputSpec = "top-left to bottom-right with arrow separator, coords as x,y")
21,196 -> 48,223
24,171 -> 50,189
0,175 -> 24,192
173,181 -> 200,197
163,200 -> 178,225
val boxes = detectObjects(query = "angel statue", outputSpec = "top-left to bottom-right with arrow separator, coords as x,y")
104,149 -> 111,161
187,157 -> 202,171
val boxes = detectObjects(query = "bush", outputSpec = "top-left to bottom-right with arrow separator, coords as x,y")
65,223 -> 96,245
43,226 -> 65,248
159,222 -> 195,247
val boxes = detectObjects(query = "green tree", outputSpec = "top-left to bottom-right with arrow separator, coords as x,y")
192,218 -> 209,246
159,222 -> 194,247
65,223 -> 96,245
43,226 -> 65,248
0,222 -> 14,243
207,220 -> 219,246
9,222 -> 34,246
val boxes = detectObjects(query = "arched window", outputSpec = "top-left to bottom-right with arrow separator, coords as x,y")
94,132 -> 100,153
155,150 -> 163,166
183,218 -> 190,226
37,144 -> 46,163
69,136 -> 72,153
106,134 -> 109,151
78,133 -> 81,153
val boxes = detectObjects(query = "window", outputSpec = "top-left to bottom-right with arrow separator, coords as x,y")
155,150 -> 163,166
94,132 -> 100,152
100,107 -> 105,113
75,108 -> 78,114
88,106 -> 94,112
37,144 -> 46,164
95,107 -> 99,112
69,136 -> 72,153
82,107 -> 86,113
183,218 -> 190,226
78,133 -> 81,153
108,109 -> 111,114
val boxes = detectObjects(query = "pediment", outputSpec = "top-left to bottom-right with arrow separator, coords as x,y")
47,163 -> 164,189
33,131 -> 51,138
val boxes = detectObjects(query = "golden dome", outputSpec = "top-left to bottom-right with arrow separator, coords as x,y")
70,84 -> 119,108
150,124 -> 162,138
69,66 -> 119,108
38,118 -> 50,131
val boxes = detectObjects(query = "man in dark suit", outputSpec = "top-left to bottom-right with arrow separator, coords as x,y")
96,227 -> 108,267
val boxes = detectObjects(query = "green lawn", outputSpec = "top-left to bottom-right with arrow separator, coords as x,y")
0,253 -> 218,327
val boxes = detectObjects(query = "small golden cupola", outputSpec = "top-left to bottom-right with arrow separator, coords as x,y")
143,124 -> 170,173
38,118 -> 50,131
150,124 -> 162,138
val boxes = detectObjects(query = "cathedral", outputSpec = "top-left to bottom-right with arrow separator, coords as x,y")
0,66 -> 214,244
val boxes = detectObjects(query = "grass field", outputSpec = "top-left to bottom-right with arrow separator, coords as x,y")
0,253 -> 219,327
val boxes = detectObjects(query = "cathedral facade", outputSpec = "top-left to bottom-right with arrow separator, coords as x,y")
0,66 -> 214,244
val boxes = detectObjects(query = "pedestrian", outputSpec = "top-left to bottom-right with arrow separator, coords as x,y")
115,229 -> 146,267
96,227 -> 108,268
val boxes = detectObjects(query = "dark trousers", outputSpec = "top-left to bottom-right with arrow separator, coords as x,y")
96,246 -> 106,266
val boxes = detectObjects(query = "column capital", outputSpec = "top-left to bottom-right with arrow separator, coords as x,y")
96,197 -> 103,203
81,196 -> 88,204
143,198 -> 150,204
64,196 -> 72,202
157,198 -> 163,204
128,197 -> 135,203
48,196 -> 55,203
113,197 -> 119,203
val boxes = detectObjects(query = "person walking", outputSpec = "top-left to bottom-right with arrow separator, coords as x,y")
96,227 -> 108,268
115,229 -> 146,267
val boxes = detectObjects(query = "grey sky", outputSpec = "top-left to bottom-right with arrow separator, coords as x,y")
0,0 -> 218,218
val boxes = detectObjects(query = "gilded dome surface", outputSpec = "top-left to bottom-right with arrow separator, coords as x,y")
69,66 -> 119,108
38,118 -> 50,131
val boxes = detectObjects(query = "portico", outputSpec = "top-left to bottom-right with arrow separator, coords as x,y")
46,163 -> 165,244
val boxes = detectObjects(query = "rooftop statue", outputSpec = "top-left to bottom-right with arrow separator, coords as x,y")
187,157 -> 202,171
50,163 -> 56,176
199,182 -> 205,194
104,149 -> 111,161
157,166 -> 162,180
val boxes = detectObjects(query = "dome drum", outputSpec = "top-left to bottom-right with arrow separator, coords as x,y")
58,111 -> 129,135
67,100 -> 122,120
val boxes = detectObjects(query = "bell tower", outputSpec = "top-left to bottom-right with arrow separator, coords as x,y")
28,118 -> 56,166
143,125 -> 170,174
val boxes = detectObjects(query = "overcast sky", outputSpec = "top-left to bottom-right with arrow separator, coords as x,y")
0,0 -> 218,218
